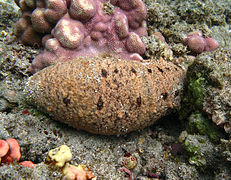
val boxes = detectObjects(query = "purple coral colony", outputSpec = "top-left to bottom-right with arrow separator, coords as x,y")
14,0 -> 147,73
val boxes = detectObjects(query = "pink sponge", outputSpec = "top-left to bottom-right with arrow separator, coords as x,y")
14,0 -> 147,74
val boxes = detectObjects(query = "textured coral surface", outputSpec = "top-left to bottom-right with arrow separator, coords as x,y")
14,0 -> 147,73
24,57 -> 184,135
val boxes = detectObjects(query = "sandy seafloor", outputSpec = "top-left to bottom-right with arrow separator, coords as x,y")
0,0 -> 231,179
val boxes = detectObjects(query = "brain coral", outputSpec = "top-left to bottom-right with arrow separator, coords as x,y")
14,0 -> 147,73
24,57 -> 185,135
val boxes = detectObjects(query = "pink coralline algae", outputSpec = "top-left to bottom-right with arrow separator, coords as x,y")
14,0 -> 148,73
183,31 -> 219,54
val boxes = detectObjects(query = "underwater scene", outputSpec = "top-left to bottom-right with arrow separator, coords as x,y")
0,0 -> 230,179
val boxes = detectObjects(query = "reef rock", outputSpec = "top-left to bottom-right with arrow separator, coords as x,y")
24,57 -> 185,135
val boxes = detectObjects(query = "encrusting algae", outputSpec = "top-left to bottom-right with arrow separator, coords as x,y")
24,56 -> 185,135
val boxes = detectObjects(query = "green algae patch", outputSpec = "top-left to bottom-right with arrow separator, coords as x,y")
183,134 -> 218,168
178,70 -> 207,122
184,136 -> 206,167
187,113 -> 223,143
187,74 -> 205,110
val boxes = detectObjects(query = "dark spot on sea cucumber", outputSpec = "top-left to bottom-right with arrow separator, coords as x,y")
157,67 -> 163,73
106,81 -> 110,87
136,96 -> 142,107
147,68 -> 152,73
97,96 -> 104,110
63,96 -> 71,106
101,69 -> 108,78
174,90 -> 180,97
131,67 -> 137,75
161,92 -> 168,100
114,68 -> 118,73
